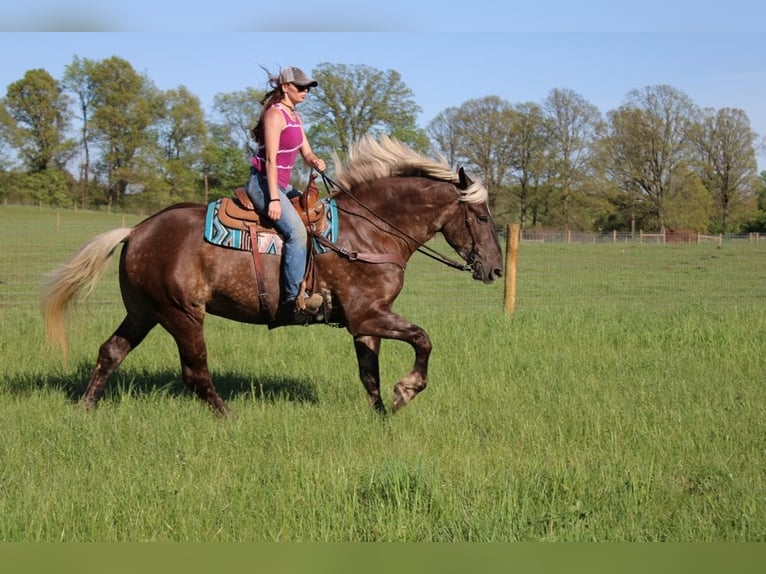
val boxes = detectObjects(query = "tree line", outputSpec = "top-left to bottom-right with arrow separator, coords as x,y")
1,56 -> 764,233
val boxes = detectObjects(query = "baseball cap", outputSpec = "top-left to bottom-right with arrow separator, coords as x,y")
278,67 -> 318,87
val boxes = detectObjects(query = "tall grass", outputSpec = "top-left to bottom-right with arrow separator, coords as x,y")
0,206 -> 764,541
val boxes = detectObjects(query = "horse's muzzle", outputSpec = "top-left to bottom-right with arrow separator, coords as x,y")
468,258 -> 503,284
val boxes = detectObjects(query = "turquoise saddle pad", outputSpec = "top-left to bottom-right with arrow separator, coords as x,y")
204,197 -> 338,255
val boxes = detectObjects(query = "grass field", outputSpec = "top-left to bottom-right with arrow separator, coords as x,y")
0,205 -> 764,541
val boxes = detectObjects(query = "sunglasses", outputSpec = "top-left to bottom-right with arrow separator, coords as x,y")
294,84 -> 312,93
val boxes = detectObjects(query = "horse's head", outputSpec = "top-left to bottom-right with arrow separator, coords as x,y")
442,167 -> 504,284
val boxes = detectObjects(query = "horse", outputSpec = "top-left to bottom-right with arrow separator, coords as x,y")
42,135 -> 503,416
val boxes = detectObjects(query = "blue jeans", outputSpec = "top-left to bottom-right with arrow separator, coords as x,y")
245,169 -> 308,302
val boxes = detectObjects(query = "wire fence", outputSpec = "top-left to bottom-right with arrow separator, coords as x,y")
0,208 -> 142,308
519,229 -> 763,246
1,206 -> 764,311
493,228 -> 764,312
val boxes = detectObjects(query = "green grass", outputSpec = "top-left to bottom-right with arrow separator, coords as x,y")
0,205 -> 764,541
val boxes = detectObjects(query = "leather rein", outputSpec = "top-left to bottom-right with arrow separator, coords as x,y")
314,170 -> 475,273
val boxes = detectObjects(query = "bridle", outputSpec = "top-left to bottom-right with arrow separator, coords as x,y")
315,169 -> 478,273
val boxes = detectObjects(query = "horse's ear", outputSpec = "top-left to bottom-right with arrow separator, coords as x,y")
457,166 -> 472,189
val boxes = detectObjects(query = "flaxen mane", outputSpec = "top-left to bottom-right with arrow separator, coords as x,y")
334,135 -> 488,204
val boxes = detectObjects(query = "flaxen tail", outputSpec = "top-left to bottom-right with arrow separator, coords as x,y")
41,227 -> 133,361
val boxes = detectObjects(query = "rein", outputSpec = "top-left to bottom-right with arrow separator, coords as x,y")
315,170 -> 473,273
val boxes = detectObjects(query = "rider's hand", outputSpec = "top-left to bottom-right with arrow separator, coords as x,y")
268,199 -> 282,220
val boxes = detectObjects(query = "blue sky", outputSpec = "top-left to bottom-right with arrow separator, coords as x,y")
1,1 -> 764,33
1,10 -> 765,168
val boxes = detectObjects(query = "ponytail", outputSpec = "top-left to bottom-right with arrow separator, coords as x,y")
251,66 -> 287,144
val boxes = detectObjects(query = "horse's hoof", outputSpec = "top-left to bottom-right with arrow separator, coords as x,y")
79,398 -> 98,412
211,403 -> 234,418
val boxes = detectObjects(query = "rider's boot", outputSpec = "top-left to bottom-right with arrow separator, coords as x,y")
272,293 -> 323,326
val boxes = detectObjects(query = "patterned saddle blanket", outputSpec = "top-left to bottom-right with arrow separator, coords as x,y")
204,197 -> 339,255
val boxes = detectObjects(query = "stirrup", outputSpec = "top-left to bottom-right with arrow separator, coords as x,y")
298,292 -> 323,313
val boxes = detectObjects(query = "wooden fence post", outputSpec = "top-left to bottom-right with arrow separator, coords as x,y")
504,223 -> 521,316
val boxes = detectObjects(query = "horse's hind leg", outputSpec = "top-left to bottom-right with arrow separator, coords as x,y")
354,335 -> 385,413
81,314 -> 156,410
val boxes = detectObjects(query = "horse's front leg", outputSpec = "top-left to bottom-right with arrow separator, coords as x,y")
354,335 -> 385,413
391,325 -> 431,412
353,312 -> 432,412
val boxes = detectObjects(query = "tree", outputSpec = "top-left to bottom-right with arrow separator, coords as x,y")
438,96 -> 518,219
426,107 -> 462,167
201,123 -> 249,201
151,86 -> 209,201
89,56 -> 161,205
543,88 -> 603,229
158,86 -> 206,161
600,85 -> 699,231
2,69 -> 73,173
739,170 -> 766,232
211,87 -> 264,158
663,173 -> 714,231
688,107 -> 758,232
63,56 -> 99,207
0,103 -> 14,170
507,102 -> 549,229
758,172 -> 766,211
301,63 -> 426,162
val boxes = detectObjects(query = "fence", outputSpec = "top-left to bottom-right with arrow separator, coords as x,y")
1,207 -> 764,311
0,207 -> 143,308
519,229 -> 762,245
499,228 -> 765,313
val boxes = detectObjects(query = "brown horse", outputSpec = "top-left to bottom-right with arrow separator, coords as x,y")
42,136 -> 503,415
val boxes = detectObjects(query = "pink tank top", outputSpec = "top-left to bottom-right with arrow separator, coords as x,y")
252,104 -> 304,188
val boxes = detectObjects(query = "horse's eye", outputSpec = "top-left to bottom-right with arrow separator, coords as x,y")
477,215 -> 489,223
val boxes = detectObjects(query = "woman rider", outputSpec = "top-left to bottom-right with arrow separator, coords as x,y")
246,66 -> 326,323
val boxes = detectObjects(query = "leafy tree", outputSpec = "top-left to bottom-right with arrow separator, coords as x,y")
89,56 -> 161,205
663,171 -> 714,231
28,169 -> 74,206
155,86 -> 208,199
426,106 -> 462,167
740,170 -> 766,232
688,107 -> 759,232
63,55 -> 99,207
1,69 -> 73,173
158,86 -> 206,161
441,96 -> 519,221
0,168 -> 73,206
201,123 -> 249,201
543,88 -> 603,229
0,103 -> 15,170
507,101 -> 549,229
301,63 -> 426,163
211,87 -> 264,158
600,85 -> 699,231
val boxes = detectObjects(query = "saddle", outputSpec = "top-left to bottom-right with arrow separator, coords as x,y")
218,175 -> 326,234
